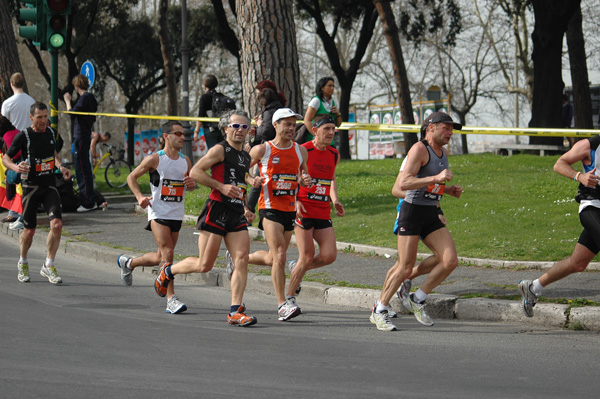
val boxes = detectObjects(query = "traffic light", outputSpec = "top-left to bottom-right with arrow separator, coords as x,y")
45,0 -> 71,50
19,0 -> 46,49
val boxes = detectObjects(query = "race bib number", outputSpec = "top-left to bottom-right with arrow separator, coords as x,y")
307,179 -> 331,202
424,183 -> 445,201
272,173 -> 298,197
35,157 -> 55,176
160,179 -> 184,202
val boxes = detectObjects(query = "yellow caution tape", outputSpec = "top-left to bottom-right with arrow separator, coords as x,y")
60,110 -> 598,138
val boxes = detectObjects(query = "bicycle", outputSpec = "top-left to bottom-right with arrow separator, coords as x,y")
93,143 -> 131,188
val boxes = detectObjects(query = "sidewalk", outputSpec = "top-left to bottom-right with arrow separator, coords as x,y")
3,197 -> 600,332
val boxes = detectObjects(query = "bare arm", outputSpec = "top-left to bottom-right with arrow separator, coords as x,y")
554,139 -> 599,188
127,153 -> 159,209
399,143 -> 453,191
303,106 -> 317,132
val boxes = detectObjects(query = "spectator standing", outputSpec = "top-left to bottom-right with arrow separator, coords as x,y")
193,75 -> 222,149
0,116 -> 24,228
64,74 -> 98,212
299,77 -> 343,144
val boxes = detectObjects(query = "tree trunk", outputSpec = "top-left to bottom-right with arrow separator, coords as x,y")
236,0 -> 302,117
0,2 -> 26,102
372,0 -> 417,153
529,0 -> 579,146
566,3 -> 593,130
158,0 -> 178,116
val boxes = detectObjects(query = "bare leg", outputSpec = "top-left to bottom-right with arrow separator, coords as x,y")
538,243 -> 596,287
224,230 -> 251,305
378,234 -> 419,306
419,228 -> 458,294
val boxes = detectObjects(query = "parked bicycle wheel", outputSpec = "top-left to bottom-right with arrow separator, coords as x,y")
105,159 -> 131,188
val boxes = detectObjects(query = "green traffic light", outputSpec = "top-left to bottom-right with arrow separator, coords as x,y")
49,32 -> 64,48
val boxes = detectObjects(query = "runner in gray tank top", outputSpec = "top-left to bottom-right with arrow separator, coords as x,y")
370,112 -> 463,332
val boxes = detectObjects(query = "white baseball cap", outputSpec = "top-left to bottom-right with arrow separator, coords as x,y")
272,108 -> 302,125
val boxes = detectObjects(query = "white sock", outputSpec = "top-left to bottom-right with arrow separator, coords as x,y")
414,289 -> 427,303
375,300 -> 389,313
45,258 -> 54,267
532,279 -> 543,296
19,257 -> 28,265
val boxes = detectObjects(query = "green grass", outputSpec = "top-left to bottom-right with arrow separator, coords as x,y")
175,152 -> 582,262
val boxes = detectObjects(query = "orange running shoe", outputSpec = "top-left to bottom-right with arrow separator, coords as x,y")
227,305 -> 257,327
154,261 -> 172,297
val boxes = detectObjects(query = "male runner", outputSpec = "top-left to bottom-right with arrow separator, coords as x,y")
518,136 -> 600,317
284,114 -> 344,314
244,108 -> 312,321
154,110 -> 261,326
2,102 -> 71,284
117,121 -> 195,314
371,112 -> 463,331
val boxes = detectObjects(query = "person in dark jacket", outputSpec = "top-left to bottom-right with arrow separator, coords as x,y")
64,74 -> 98,212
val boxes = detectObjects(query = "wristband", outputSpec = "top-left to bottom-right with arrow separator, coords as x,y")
574,172 -> 581,182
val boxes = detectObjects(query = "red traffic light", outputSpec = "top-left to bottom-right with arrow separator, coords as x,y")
46,0 -> 69,12
49,14 -> 65,31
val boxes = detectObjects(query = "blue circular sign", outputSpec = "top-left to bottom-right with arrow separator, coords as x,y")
81,60 -> 96,89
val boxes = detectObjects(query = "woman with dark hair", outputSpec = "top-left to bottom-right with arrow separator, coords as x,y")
255,79 -> 287,107
253,88 -> 283,147
300,77 -> 342,144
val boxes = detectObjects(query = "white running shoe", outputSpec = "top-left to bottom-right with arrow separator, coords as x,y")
18,261 -> 30,283
407,294 -> 434,326
370,309 -> 397,332
518,280 -> 538,318
225,250 -> 234,280
40,264 -> 62,284
117,254 -> 133,286
278,298 -> 301,321
166,296 -> 187,314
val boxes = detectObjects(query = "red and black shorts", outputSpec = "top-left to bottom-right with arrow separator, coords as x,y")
295,217 -> 333,230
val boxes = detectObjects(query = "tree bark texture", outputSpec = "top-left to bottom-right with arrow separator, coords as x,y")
0,3 -> 26,103
566,3 -> 593,130
372,0 -> 418,153
158,0 -> 178,116
529,0 -> 579,146
236,0 -> 302,117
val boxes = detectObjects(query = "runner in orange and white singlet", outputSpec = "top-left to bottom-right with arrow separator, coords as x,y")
248,108 -> 312,321
285,114 -> 345,316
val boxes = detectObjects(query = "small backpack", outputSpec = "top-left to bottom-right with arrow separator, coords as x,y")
211,92 -> 236,117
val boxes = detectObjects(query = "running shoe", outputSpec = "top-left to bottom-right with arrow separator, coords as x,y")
518,279 -> 538,318
278,298 -> 301,321
369,309 -> 397,332
40,264 -> 62,285
117,254 -> 133,286
154,261 -> 172,297
287,260 -> 301,295
397,279 -> 412,312
225,250 -> 234,280
407,294 -> 434,326
165,296 -> 187,314
17,261 -> 30,283
228,305 -> 258,326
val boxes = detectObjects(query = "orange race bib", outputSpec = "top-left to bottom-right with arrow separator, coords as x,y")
160,179 -> 184,202
424,183 -> 445,201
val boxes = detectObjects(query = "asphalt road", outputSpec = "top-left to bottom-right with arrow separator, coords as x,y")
1,233 -> 599,399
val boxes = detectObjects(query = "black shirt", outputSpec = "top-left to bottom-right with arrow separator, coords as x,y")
7,127 -> 59,186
